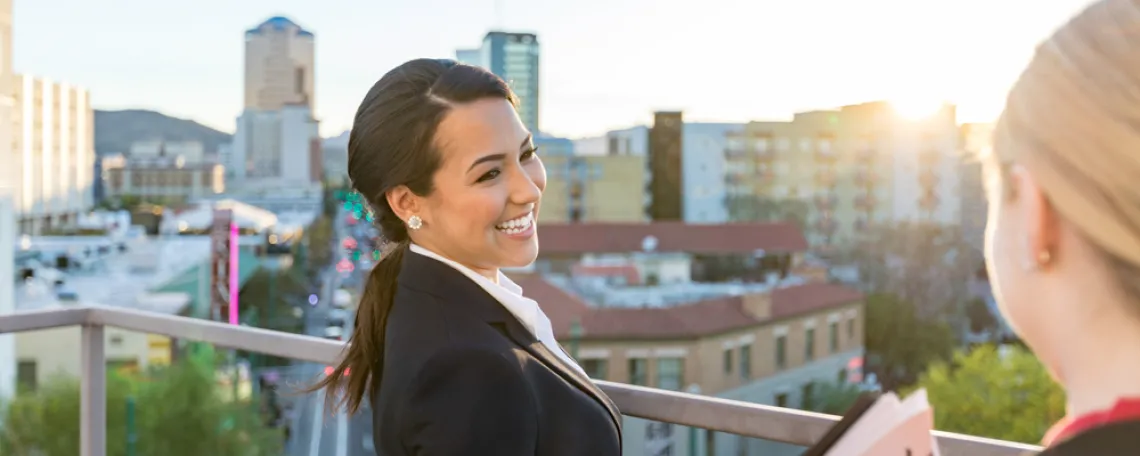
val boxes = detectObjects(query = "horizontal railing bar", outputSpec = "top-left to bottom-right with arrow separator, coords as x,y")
84,306 -> 345,365
598,382 -> 1041,455
0,306 -> 90,333
0,306 -> 1040,454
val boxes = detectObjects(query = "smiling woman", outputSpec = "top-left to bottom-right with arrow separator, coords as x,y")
307,58 -> 622,456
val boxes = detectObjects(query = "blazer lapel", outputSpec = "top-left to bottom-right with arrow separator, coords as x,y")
499,320 -> 624,434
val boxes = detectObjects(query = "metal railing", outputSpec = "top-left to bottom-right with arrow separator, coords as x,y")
0,305 -> 1042,456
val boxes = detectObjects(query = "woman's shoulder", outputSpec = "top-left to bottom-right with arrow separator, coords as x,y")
1036,419 -> 1140,455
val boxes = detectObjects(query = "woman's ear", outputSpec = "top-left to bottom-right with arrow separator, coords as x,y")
1011,165 -> 1060,268
385,185 -> 421,225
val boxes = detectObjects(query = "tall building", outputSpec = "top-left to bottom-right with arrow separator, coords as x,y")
683,123 -> 741,223
11,74 -> 95,235
648,111 -> 684,221
455,31 -> 540,134
231,17 -> 321,193
0,0 -> 14,405
230,105 -> 320,186
723,101 -> 962,248
244,16 -> 315,111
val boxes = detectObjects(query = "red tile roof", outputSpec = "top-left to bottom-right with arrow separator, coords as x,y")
536,222 -> 808,255
510,274 -> 863,340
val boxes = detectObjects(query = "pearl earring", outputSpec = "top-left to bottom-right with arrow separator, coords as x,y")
407,215 -> 423,231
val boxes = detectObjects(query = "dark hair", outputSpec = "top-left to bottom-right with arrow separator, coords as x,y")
309,59 -> 517,415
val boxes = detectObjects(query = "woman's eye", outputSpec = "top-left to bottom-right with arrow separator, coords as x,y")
521,147 -> 539,161
477,169 -> 501,182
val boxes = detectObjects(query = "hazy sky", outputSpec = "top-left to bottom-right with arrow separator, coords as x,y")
15,0 -> 1095,138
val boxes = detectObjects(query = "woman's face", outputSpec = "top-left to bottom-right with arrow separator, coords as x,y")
405,97 -> 545,275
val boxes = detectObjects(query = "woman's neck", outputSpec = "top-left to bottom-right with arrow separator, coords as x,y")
410,241 -> 499,284
1055,305 -> 1140,417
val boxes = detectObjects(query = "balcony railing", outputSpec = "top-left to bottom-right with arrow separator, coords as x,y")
0,305 -> 1042,456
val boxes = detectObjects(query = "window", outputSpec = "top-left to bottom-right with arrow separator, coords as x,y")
739,344 -> 752,380
829,321 -> 839,353
801,382 -> 816,409
17,360 -> 36,391
656,357 -> 685,391
583,359 -> 608,380
775,393 -> 789,408
723,348 -> 733,374
805,328 -> 816,362
847,318 -> 855,339
628,358 -> 648,385
775,335 -> 787,369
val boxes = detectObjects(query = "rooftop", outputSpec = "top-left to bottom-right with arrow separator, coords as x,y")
245,16 -> 314,38
511,274 -> 863,340
537,222 -> 809,255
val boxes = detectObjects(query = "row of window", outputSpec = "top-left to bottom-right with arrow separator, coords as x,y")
581,356 -> 686,391
724,318 -> 855,379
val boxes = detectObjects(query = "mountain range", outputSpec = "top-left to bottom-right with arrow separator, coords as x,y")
94,109 -> 232,155
94,109 -> 350,156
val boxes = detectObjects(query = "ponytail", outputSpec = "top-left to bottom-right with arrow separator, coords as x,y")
308,241 -> 408,415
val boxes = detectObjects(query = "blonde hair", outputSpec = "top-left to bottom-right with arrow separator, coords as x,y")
992,0 -> 1140,300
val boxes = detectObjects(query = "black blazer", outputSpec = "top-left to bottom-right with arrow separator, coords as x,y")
370,250 -> 623,455
1033,419 -> 1140,455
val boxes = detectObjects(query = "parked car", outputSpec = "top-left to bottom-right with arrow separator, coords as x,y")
323,326 -> 344,341
327,309 -> 349,327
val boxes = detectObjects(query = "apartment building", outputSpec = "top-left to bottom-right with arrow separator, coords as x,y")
724,101 -> 962,249
516,223 -> 863,456
541,152 -> 647,223
101,154 -> 225,204
572,122 -> 743,224
10,74 -> 96,235
959,123 -> 994,250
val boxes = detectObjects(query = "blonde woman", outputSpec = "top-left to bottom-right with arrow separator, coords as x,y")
985,0 -> 1140,453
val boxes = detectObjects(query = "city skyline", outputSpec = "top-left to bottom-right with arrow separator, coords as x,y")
16,0 -> 1096,138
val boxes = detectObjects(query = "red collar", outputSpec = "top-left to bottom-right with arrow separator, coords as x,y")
1044,397 -> 1140,446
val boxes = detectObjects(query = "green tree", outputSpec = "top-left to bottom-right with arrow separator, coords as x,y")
864,293 -> 956,391
803,380 -> 865,415
915,344 -> 1065,444
0,361 -> 283,456
726,196 -> 810,228
851,222 -> 982,320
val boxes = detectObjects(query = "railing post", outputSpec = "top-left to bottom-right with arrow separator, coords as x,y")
80,323 -> 106,456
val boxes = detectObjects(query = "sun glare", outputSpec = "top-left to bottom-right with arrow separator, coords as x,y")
889,96 -> 947,121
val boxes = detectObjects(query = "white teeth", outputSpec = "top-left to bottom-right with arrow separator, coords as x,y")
495,212 -> 534,234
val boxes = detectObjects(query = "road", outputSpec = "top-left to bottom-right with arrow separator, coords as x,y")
284,210 -> 378,456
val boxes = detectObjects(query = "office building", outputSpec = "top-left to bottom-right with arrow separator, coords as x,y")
11,74 -> 95,235
724,101 -> 963,248
244,16 -> 315,111
229,105 -> 321,188
455,31 -> 541,134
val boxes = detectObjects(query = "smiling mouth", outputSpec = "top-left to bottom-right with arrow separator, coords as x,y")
494,212 -> 534,235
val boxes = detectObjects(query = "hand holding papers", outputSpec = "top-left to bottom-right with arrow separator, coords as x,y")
803,389 -> 941,456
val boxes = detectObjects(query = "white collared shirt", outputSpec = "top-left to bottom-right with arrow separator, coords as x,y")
409,243 -> 585,375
